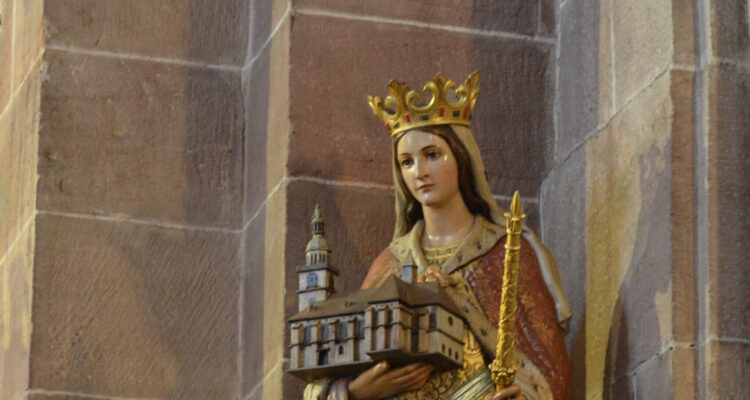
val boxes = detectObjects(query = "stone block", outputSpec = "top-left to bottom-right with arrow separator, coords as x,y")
293,0 -> 541,37
0,61 -> 40,258
708,66 -> 750,338
556,0 -> 600,161
672,346 -> 697,400
244,16 -> 290,223
38,50 -> 245,228
670,70 -> 697,342
0,221 -> 34,400
289,14 -> 554,196
609,374 -> 633,400
709,65 -> 750,339
249,0 -> 288,61
538,0 -> 556,36
12,0 -> 43,87
613,0 -> 672,109
672,0 -> 696,67
583,72 -> 673,394
260,184 -> 287,399
709,341 -> 750,399
242,210 -> 266,397
710,1 -> 750,64
633,351 -> 673,399
598,0 -> 613,125
30,213 -> 241,399
45,0 -> 250,65
0,0 -> 12,112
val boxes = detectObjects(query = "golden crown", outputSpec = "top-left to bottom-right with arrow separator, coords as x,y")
367,71 -> 480,138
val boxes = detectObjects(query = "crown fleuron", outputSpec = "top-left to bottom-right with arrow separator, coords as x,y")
367,71 -> 480,138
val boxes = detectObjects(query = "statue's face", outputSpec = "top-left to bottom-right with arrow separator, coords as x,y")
396,129 -> 460,209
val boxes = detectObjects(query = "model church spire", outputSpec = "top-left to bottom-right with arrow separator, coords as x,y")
297,205 -> 339,312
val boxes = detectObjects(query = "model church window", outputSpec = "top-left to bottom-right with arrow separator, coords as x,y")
307,272 -> 318,288
322,323 -> 329,341
429,311 -> 437,330
339,320 -> 348,340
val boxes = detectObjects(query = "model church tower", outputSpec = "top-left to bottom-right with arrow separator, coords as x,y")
297,205 -> 339,312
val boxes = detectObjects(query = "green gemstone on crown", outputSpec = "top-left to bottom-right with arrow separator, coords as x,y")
452,110 -> 461,117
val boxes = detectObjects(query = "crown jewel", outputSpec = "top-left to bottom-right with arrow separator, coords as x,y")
367,71 -> 480,138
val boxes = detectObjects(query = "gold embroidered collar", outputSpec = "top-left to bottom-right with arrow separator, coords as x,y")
389,215 -> 504,274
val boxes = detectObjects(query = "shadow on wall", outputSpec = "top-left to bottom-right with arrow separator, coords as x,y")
602,146 -> 673,400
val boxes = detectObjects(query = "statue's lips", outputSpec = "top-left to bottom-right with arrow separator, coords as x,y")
417,183 -> 434,191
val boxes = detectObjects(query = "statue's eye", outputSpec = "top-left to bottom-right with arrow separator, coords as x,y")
425,150 -> 441,160
400,158 -> 413,168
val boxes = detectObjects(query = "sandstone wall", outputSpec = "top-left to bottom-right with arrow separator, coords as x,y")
25,1 -> 750,399
0,0 -> 43,399
33,2 -> 250,399
542,0 -> 750,398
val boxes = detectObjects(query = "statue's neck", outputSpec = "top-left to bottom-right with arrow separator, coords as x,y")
421,194 -> 474,247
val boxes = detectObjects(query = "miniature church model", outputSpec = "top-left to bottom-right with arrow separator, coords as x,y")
288,206 -> 468,383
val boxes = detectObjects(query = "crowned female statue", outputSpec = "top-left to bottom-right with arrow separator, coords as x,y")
303,72 -> 572,400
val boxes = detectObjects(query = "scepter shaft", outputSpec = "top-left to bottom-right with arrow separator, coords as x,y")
489,191 -> 525,391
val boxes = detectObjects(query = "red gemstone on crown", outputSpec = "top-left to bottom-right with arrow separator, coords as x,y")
405,113 -> 411,123
439,107 -> 445,117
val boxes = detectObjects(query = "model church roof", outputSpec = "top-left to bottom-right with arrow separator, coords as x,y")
289,275 -> 464,322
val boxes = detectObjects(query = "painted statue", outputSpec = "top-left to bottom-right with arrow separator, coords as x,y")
303,72 -> 572,399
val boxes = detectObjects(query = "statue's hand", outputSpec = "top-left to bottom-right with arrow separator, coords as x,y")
348,361 -> 433,400
482,384 -> 523,400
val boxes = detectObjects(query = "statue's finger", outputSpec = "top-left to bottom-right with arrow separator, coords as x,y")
392,364 -> 432,386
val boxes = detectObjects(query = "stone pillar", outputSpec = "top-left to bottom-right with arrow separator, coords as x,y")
543,0 -> 750,398
0,0 -> 43,399
34,2 -> 250,399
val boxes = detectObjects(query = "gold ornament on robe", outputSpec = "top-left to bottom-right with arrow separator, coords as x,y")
489,191 -> 526,391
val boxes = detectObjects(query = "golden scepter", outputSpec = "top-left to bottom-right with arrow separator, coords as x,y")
489,191 -> 525,391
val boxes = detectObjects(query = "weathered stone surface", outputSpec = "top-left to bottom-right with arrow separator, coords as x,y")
260,184 -> 288,400
289,14 -> 554,196
670,70 -> 697,343
633,351 -> 673,399
556,0 -> 600,161
710,1 -> 750,64
0,0 -> 12,112
540,143 -> 587,400
538,0 -> 556,36
0,62 -> 40,258
709,65 -> 750,339
31,213 -> 241,399
597,0 -> 613,125
609,374 -> 633,400
585,72 -> 673,396
293,0 -> 541,37
38,50 -> 244,228
242,210 -> 266,398
710,341 -> 750,399
672,346 -> 697,400
249,0 -> 288,61
672,0 -> 696,67
244,17 -> 290,223
0,221 -> 34,400
45,0 -> 250,65
12,0 -> 43,87
613,0 -> 672,109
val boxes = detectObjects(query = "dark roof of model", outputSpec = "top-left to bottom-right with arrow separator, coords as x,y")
289,275 -> 464,322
